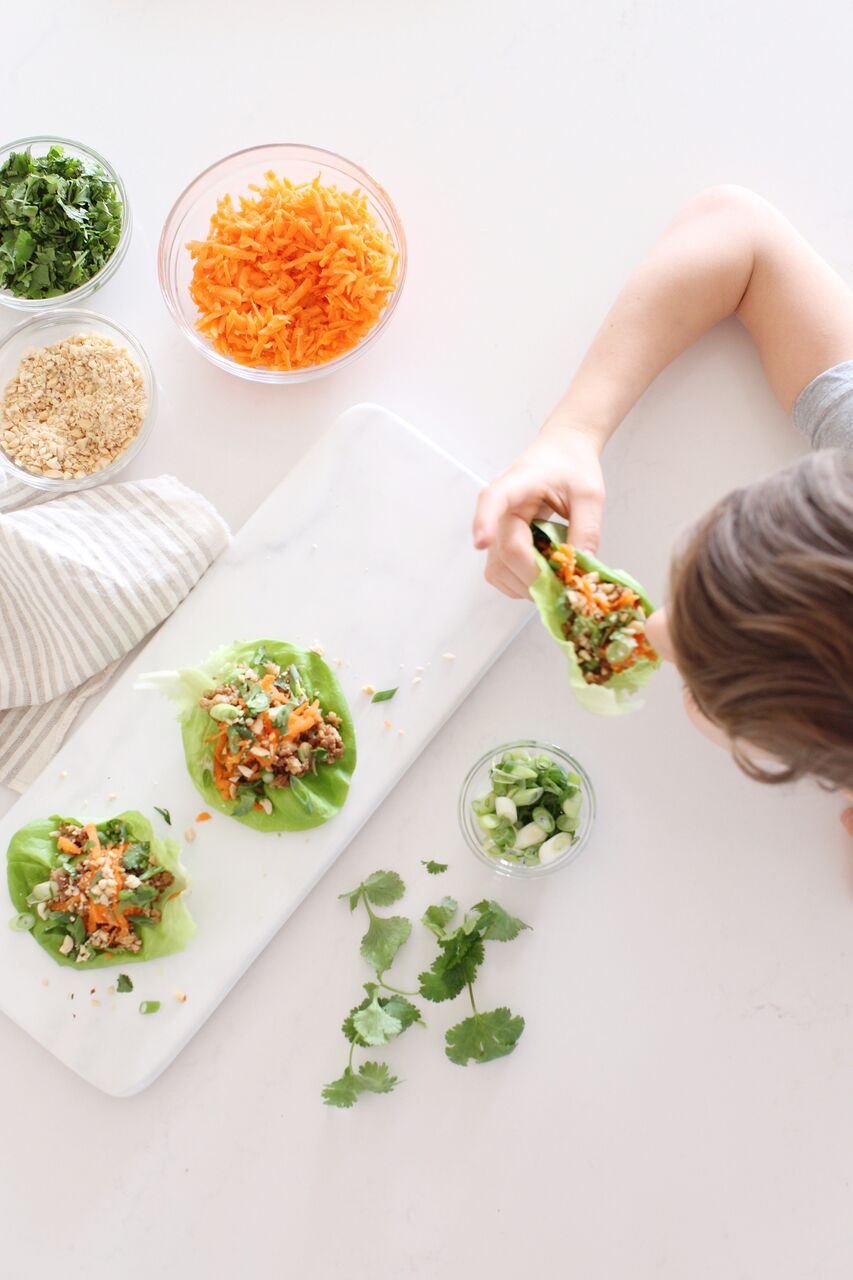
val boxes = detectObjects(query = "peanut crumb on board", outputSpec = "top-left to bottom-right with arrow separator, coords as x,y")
412,676 -> 422,685
415,666 -> 425,673
175,991 -> 187,1003
383,719 -> 393,729
106,985 -> 116,996
40,977 -> 49,987
361,684 -> 376,695
58,770 -> 68,779
90,998 -> 100,1007
397,729 -> 405,736
184,825 -> 197,843
1,333 -> 147,480
310,642 -> 325,656
108,791 -> 117,800
442,652 -> 456,661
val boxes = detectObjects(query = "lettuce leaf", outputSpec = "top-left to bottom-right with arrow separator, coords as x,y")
141,639 -> 356,832
6,811 -> 195,970
529,520 -> 660,716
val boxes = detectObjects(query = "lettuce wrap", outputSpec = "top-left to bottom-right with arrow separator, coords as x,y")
7,810 -> 194,970
530,520 -> 661,715
137,640 -> 356,832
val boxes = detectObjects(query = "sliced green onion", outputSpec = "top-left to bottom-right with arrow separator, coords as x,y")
9,912 -> 35,931
139,1000 -> 161,1015
532,806 -> 555,834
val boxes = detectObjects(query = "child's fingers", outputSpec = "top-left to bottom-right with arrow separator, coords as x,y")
473,473 -> 533,549
567,490 -> 604,554
484,546 -> 531,599
494,513 -> 539,587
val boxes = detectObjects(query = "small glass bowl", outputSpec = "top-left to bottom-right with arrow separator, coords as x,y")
0,309 -> 156,494
459,740 -> 596,879
0,136 -> 132,311
158,142 -> 407,384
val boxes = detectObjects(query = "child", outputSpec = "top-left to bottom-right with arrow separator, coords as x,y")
472,186 -> 853,831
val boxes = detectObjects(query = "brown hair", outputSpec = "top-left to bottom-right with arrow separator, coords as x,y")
668,449 -> 853,788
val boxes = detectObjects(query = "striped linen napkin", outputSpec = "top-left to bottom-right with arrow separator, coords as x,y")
0,473 -> 229,791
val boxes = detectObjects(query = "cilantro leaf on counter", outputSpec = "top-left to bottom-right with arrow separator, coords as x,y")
421,860 -> 448,875
339,870 -> 405,911
153,806 -> 171,826
445,1008 -> 525,1066
322,1062 -> 399,1108
116,973 -> 133,994
360,914 -> 411,977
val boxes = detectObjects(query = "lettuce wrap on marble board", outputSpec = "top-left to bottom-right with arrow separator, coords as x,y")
7,810 -> 194,969
137,640 -> 356,832
530,520 -> 661,715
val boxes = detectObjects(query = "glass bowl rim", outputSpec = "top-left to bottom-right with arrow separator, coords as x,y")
157,141 -> 407,384
0,134 -> 132,312
458,739 -> 596,879
0,307 -> 156,493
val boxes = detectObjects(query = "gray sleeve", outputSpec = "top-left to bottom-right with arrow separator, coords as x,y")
792,360 -> 853,453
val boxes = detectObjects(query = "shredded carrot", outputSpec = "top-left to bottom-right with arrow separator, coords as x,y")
285,699 -> 321,741
195,811 -> 212,823
187,173 -> 399,371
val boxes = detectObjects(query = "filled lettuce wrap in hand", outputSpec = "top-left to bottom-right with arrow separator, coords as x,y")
137,640 -> 356,832
530,520 -> 660,715
7,810 -> 194,969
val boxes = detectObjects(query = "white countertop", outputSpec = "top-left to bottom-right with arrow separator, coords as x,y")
3,2 -> 852,1275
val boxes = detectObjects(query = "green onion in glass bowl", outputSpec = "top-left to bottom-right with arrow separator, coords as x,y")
459,741 -> 595,878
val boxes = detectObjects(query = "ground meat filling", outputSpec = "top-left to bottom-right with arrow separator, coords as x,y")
40,818 -> 174,962
201,652 -> 346,813
537,539 -> 658,686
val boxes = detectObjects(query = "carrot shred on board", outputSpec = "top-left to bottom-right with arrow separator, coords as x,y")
195,811 -> 212,823
186,173 -> 399,371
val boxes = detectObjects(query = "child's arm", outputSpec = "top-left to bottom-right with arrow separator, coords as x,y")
474,184 -> 853,597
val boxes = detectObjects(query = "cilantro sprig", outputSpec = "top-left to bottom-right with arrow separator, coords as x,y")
323,870 -> 531,1107
418,898 -> 529,1064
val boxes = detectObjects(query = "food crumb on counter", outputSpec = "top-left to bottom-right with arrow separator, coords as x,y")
415,665 -> 425,673
40,977 -> 49,987
412,676 -> 422,685
310,642 -> 325,655
58,770 -> 68,779
397,729 -> 405,736
105,984 -> 116,996
383,719 -> 392,729
90,998 -> 100,1007
175,991 -> 187,1003
108,791 -> 117,800
183,825 -> 197,843
442,652 -> 456,661
361,684 -> 376,695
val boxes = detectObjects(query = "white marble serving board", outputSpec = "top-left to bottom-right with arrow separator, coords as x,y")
0,404 -> 528,1095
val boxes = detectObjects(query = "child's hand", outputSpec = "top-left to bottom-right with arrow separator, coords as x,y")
472,428 -> 606,599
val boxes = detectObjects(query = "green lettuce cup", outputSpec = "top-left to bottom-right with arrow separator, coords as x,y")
7,810 -> 194,970
530,520 -> 661,715
138,640 -> 356,832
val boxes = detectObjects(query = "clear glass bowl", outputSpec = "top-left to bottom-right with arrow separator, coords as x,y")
157,142 -> 407,384
0,135 -> 132,311
0,309 -> 156,494
459,740 -> 596,879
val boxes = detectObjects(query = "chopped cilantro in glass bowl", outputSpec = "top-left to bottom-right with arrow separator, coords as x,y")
0,136 -> 131,310
459,741 -> 595,878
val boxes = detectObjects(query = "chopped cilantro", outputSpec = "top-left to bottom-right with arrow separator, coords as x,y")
0,145 -> 123,299
153,807 -> 171,826
116,973 -> 133,993
421,859 -> 448,875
